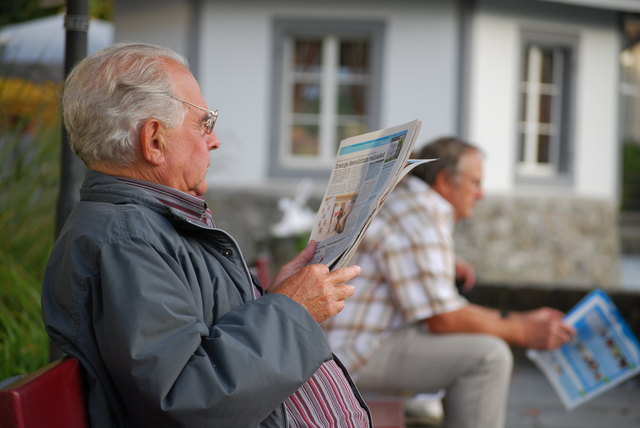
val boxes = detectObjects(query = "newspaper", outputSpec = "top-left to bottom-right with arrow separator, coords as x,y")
309,119 -> 431,270
527,289 -> 640,410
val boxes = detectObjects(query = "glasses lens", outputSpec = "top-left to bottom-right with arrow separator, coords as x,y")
205,110 -> 218,134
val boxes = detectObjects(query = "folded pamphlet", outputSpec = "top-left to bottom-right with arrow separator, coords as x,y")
527,289 -> 640,410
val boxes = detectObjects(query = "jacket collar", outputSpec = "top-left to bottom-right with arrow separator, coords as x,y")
80,170 -> 215,228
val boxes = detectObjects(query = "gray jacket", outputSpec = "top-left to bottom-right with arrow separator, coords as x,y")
42,171 -> 356,427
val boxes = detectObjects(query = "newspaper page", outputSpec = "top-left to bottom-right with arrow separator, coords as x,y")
527,289 -> 640,410
309,119 -> 431,270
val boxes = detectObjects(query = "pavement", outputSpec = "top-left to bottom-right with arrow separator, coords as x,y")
504,351 -> 640,428
406,350 -> 640,428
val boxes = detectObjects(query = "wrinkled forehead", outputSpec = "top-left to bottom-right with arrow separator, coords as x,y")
457,150 -> 483,176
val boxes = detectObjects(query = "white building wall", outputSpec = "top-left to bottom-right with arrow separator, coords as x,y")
113,0 -> 621,198
468,2 -> 620,200
574,28 -> 620,200
114,0 -> 191,56
382,3 -> 459,136
467,12 -> 519,195
195,0 -> 460,186
197,3 -> 272,185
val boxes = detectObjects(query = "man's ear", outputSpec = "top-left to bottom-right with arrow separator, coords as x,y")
139,119 -> 166,166
433,170 -> 454,199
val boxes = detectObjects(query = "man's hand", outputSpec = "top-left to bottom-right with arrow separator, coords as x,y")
269,241 -> 361,323
270,241 -> 318,289
518,307 -> 575,350
454,258 -> 476,292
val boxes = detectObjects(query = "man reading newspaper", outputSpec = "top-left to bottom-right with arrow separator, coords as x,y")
324,136 -> 576,428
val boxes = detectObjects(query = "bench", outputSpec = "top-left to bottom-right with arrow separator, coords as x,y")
0,357 -> 89,428
0,356 -> 408,427
366,397 -> 406,428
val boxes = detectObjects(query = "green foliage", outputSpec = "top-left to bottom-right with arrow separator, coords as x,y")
0,265 -> 50,378
0,0 -> 112,27
89,0 -> 113,21
622,142 -> 640,212
0,86 -> 60,380
0,0 -> 62,27
0,0 -> 112,382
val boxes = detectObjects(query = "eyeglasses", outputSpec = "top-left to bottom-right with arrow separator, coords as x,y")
455,170 -> 482,190
171,95 -> 218,134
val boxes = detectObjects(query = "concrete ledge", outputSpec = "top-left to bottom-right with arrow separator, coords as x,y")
620,211 -> 640,254
467,284 -> 640,339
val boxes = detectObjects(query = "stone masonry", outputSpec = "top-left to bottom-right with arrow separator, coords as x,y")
207,188 -> 621,288
454,195 -> 620,288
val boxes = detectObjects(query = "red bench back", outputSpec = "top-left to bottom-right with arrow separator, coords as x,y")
0,358 -> 89,428
0,357 -> 407,428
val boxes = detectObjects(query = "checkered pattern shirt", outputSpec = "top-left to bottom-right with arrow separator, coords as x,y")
117,176 -> 370,427
324,175 -> 468,377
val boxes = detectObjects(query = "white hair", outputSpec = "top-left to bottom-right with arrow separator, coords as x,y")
62,42 -> 189,166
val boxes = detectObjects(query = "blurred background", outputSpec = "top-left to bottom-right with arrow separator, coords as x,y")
1,0 -> 639,387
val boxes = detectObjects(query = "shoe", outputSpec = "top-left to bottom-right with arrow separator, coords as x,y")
404,393 -> 444,427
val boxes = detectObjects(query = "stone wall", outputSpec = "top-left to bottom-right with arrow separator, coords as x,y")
207,188 -> 621,288
454,195 -> 620,289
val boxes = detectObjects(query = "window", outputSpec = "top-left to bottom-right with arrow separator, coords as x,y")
270,20 -> 384,178
517,33 -> 575,182
620,14 -> 640,211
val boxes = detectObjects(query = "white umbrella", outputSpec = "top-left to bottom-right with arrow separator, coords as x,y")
0,12 -> 113,80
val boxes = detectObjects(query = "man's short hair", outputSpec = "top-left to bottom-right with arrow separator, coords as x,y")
410,136 -> 481,185
62,43 -> 189,167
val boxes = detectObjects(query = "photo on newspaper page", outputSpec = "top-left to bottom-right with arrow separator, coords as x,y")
527,289 -> 640,410
309,119 -> 430,270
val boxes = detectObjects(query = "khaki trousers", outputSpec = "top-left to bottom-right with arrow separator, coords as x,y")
356,324 -> 513,428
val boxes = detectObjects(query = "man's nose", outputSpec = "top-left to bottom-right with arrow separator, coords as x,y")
207,131 -> 221,151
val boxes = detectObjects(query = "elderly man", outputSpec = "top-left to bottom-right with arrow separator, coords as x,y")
324,137 -> 575,428
42,43 -> 370,428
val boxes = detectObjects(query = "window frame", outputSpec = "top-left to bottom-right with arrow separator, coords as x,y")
269,19 -> 384,179
515,30 -> 577,186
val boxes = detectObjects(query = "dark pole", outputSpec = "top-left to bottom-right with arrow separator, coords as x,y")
55,0 -> 88,236
51,0 -> 89,361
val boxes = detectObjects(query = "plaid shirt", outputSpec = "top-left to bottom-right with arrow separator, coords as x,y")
324,175 -> 468,377
117,177 -> 370,427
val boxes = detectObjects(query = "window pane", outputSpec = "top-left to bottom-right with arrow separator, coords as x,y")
274,22 -> 382,175
338,84 -> 367,115
523,45 -> 531,82
518,133 -> 526,162
520,92 -> 528,121
294,40 -> 322,73
336,122 -> 367,149
537,134 -> 550,163
291,124 -> 319,155
339,40 -> 369,75
293,84 -> 321,114
539,94 -> 552,123
541,50 -> 554,84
